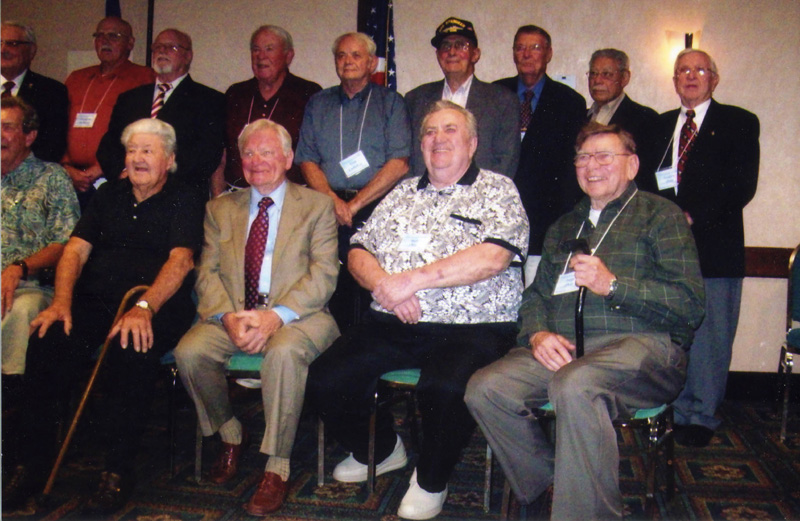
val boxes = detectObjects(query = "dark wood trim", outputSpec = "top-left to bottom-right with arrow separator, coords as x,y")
744,246 -> 794,278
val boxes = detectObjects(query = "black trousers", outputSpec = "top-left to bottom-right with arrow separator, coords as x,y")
307,311 -> 516,492
13,292 -> 194,475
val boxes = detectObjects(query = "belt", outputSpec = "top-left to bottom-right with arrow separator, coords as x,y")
333,189 -> 360,201
256,293 -> 270,309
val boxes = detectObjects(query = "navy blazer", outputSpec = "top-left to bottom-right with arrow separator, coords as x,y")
638,99 -> 759,277
496,75 -> 586,255
404,77 -> 520,178
603,95 -> 660,180
97,75 -> 225,195
16,70 -> 69,163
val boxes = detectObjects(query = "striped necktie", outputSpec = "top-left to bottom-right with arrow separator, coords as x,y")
677,109 -> 697,183
151,83 -> 171,118
2,81 -> 15,98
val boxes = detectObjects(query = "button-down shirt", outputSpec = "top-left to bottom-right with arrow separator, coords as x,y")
518,182 -> 705,347
588,92 -> 626,125
442,74 -> 473,107
152,73 -> 187,105
1,153 -> 80,271
671,98 -> 711,169
352,163 -> 529,324
517,75 -> 546,116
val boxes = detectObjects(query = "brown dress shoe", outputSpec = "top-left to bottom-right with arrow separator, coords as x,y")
244,471 -> 287,516
207,426 -> 249,484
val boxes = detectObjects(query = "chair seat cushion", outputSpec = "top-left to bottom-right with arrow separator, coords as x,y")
227,352 -> 265,372
537,401 -> 667,419
380,368 -> 421,386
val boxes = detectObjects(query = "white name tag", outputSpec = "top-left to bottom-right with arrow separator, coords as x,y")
340,150 -> 370,178
73,113 -> 97,128
553,272 -> 579,295
398,233 -> 432,252
656,166 -> 678,191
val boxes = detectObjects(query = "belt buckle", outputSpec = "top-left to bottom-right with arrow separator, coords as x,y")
256,293 -> 270,310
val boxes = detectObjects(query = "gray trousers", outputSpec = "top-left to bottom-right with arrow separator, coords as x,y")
1,282 -> 52,375
465,333 -> 686,520
174,320 -> 321,457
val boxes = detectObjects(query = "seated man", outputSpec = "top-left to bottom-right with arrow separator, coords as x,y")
307,100 -> 529,521
465,122 -> 704,520
174,119 -> 339,516
2,118 -> 204,515
1,97 -> 79,389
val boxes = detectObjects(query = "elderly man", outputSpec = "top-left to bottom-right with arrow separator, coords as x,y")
296,32 -> 411,331
639,49 -> 759,448
1,21 -> 68,163
466,122 -> 705,520
97,28 -> 225,196
1,97 -> 79,392
218,25 -> 321,194
405,17 -> 519,179
2,118 -> 204,514
175,119 -> 338,516
307,101 -> 528,520
496,25 -> 586,284
62,16 -> 155,207
587,48 -> 659,179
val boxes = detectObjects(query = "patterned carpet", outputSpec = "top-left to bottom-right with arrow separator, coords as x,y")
4,381 -> 800,520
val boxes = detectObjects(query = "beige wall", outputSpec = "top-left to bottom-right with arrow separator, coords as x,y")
3,0 -> 799,371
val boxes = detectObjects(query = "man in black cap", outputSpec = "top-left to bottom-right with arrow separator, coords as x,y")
405,17 -> 519,178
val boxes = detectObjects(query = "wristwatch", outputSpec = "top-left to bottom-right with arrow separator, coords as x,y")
12,260 -> 28,280
135,300 -> 155,314
606,278 -> 618,300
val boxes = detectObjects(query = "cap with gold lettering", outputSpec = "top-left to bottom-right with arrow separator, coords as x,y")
431,17 -> 478,49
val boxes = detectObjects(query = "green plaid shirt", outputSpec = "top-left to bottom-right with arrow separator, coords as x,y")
518,182 -> 704,348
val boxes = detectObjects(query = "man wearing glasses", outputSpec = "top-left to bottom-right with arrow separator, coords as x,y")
97,28 -> 224,197
495,25 -> 586,285
1,21 -> 68,163
405,17 -> 519,179
467,122 -> 704,520
62,17 -> 155,208
586,48 -> 659,181
639,49 -> 760,448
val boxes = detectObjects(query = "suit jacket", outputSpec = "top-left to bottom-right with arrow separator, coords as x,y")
195,182 -> 340,350
404,77 -> 520,178
496,75 -> 586,255
96,75 -> 225,195
638,99 -> 759,277
16,70 -> 69,163
605,95 -> 660,180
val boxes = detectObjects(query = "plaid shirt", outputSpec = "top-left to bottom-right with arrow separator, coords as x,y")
518,182 -> 704,347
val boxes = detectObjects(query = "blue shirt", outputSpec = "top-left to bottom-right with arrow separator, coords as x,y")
295,83 -> 411,190
517,76 -> 546,115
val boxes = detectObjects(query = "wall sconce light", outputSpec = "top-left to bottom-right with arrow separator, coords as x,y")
666,30 -> 702,67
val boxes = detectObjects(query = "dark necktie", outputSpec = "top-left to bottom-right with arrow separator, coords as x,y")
244,197 -> 274,310
151,83 -> 171,118
520,89 -> 535,132
2,81 -> 15,98
677,109 -> 697,183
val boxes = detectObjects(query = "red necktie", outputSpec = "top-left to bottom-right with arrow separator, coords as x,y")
151,83 -> 171,118
520,89 -> 534,132
677,109 -> 696,183
244,197 -> 273,310
2,81 -> 15,98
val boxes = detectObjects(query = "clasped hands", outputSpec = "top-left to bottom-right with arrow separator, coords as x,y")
222,309 -> 284,354
372,271 -> 421,324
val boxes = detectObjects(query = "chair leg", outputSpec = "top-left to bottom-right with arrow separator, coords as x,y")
780,346 -> 793,442
644,418 -> 658,516
317,417 -> 325,487
168,366 -> 178,477
500,479 -> 511,520
194,422 -> 203,483
484,444 -> 493,512
665,408 -> 675,501
367,387 -> 378,495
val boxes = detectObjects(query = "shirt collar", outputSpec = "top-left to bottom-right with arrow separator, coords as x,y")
681,97 -> 711,119
517,75 -> 545,101
417,161 -> 480,190
579,181 -> 639,218
250,179 -> 287,211
589,92 -> 626,124
338,82 -> 371,103
1,69 -> 27,88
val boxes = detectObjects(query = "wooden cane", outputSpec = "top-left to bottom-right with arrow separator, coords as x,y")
42,285 -> 150,495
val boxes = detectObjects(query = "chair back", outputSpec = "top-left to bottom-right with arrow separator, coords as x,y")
790,244 -> 800,326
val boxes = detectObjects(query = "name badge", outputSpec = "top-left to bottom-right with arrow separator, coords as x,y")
340,150 -> 370,178
74,113 -> 97,128
553,272 -> 579,295
398,233 -> 432,252
656,166 -> 678,192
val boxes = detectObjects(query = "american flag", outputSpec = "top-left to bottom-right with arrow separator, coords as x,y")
364,0 -> 397,90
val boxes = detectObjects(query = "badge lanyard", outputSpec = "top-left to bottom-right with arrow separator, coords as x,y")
248,95 -> 279,123
339,87 -> 372,161
75,74 -> 118,121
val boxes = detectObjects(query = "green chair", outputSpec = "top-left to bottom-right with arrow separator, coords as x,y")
778,243 -> 800,442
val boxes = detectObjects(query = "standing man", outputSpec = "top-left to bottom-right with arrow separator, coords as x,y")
1,97 -> 79,390
296,32 -> 411,331
175,119 -> 339,516
1,21 -> 68,163
496,25 -> 586,283
307,101 -> 528,521
405,17 -> 519,179
466,123 -> 704,520
97,28 -> 225,196
62,16 -> 155,207
586,48 -> 659,179
640,49 -> 759,447
219,25 -> 321,194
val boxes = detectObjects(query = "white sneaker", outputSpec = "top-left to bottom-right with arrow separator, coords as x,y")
332,435 -> 408,482
398,469 -> 448,520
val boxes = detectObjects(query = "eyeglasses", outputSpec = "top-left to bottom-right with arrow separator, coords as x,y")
513,43 -> 547,54
574,151 -> 632,167
0,39 -> 34,48
587,70 -> 623,80
675,67 -> 714,78
438,40 -> 471,53
152,43 -> 189,53
92,31 -> 127,42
